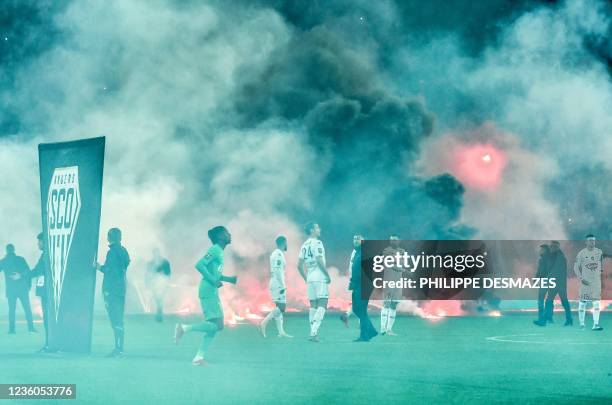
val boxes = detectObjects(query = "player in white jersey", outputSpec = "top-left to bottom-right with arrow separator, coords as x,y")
259,236 -> 292,338
381,235 -> 405,336
573,234 -> 607,331
298,222 -> 330,342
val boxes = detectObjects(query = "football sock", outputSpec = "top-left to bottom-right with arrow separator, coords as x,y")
387,309 -> 397,331
310,307 -> 326,336
593,300 -> 601,326
380,307 -> 389,333
274,311 -> 284,334
578,301 -> 586,326
309,308 -> 316,326
262,308 -> 277,329
196,322 -> 219,357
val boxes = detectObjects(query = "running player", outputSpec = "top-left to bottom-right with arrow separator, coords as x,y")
259,236 -> 292,338
573,234 -> 605,331
298,222 -> 330,342
174,226 -> 237,365
381,235 -> 404,336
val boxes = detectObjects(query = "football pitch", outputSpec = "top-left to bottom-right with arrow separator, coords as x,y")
1,313 -> 611,404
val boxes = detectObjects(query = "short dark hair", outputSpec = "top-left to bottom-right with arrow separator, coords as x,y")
539,244 -> 550,251
551,240 -> 560,245
275,236 -> 287,247
108,228 -> 122,243
208,226 -> 227,244
304,222 -> 316,235
585,234 -> 595,239
37,233 -> 43,241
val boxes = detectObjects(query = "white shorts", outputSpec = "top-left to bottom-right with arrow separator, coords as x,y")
270,285 -> 286,304
307,281 -> 329,301
579,280 -> 601,301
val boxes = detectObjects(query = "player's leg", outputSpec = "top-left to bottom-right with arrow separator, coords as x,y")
184,297 -> 224,365
309,283 -> 328,341
544,288 -> 558,323
310,298 -> 327,341
17,291 -> 35,332
275,302 -> 292,337
578,300 -> 587,329
340,307 -> 352,328
189,317 -> 222,366
116,295 -> 126,353
154,293 -> 163,322
259,308 -> 276,338
7,293 -> 17,333
351,292 -> 366,341
40,295 -> 49,350
103,293 -> 118,354
381,300 -> 390,335
558,286 -> 572,326
259,287 -> 278,337
307,282 -> 317,333
386,301 -> 399,335
533,287 -> 548,326
592,301 -> 602,330
104,294 -> 123,357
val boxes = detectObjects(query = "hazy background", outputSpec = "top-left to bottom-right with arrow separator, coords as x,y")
0,0 -> 610,316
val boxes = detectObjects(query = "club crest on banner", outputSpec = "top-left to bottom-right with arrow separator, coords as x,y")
47,166 -> 81,322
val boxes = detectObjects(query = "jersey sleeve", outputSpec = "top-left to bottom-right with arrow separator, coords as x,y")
314,241 -> 325,258
298,244 -> 306,260
573,251 -> 583,277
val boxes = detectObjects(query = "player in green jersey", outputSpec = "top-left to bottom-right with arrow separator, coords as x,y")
174,226 -> 237,366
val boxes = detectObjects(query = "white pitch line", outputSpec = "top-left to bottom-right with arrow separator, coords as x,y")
486,333 -> 612,345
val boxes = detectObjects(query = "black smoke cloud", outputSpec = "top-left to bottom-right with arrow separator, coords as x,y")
232,23 -> 465,251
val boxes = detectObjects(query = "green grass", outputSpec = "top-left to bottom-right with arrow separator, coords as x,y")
1,313 -> 611,404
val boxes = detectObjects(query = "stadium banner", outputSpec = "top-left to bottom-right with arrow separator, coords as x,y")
361,240 -> 611,301
38,137 -> 105,353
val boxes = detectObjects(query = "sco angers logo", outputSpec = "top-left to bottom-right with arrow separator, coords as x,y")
47,166 -> 81,322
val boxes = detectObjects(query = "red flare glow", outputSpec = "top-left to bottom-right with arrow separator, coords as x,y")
451,143 -> 507,190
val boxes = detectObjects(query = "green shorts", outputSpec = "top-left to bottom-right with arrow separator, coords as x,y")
200,295 -> 223,321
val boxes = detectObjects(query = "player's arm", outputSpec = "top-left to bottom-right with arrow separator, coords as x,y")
573,255 -> 589,285
316,255 -> 330,283
97,249 -> 113,273
196,253 -> 221,285
297,258 -> 307,282
271,263 -> 284,288
30,255 -> 44,278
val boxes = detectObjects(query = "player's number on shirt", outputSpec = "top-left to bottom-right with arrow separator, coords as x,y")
302,246 -> 314,259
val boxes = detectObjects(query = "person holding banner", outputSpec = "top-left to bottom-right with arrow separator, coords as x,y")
0,244 -> 36,334
96,228 -> 131,357
30,233 -> 51,352
174,226 -> 237,366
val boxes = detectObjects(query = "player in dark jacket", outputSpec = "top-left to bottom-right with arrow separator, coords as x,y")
0,244 -> 36,334
349,234 -> 377,342
544,241 -> 572,326
96,228 -> 131,357
30,233 -> 51,351
533,244 -> 550,327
